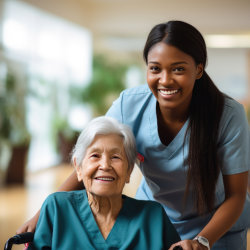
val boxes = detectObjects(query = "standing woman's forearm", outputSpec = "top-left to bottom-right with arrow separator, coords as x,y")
17,171 -> 84,233
197,171 -> 248,247
57,170 -> 84,191
169,172 -> 248,249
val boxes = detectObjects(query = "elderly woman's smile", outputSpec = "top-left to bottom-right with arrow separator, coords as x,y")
76,133 -> 131,198
94,176 -> 115,181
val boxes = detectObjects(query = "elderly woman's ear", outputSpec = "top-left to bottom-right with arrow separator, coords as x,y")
125,165 -> 134,184
74,157 -> 83,182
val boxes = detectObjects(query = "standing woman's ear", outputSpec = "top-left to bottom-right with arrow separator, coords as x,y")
196,63 -> 204,80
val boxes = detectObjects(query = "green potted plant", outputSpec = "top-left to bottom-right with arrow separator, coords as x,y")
0,70 -> 31,184
73,54 -> 128,116
51,114 -> 78,164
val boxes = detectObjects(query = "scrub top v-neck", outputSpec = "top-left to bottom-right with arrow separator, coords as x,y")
106,84 -> 250,242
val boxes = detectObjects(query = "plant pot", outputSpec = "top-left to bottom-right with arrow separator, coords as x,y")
5,144 -> 29,184
57,132 -> 77,164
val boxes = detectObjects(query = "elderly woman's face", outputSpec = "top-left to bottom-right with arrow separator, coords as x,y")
76,134 -> 132,197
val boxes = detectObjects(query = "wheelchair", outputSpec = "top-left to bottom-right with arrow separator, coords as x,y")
4,232 -> 34,250
4,232 -> 183,250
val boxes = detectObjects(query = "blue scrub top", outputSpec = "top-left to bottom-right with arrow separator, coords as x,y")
106,84 -> 250,242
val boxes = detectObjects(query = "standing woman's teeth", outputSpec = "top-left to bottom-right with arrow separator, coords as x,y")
159,89 -> 179,95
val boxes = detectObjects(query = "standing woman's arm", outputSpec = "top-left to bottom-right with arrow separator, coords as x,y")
16,170 -> 83,233
248,172 -> 250,193
169,171 -> 248,249
248,131 -> 250,194
199,100 -> 250,246
170,100 -> 250,249
196,171 -> 248,246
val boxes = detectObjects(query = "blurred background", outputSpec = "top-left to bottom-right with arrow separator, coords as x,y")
0,0 -> 250,248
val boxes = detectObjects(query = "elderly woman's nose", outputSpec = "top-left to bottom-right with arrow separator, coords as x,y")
99,156 -> 111,169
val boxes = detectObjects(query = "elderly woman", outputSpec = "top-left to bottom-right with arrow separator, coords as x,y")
29,116 -> 180,250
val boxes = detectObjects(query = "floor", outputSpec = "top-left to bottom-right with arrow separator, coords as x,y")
0,164 -> 249,249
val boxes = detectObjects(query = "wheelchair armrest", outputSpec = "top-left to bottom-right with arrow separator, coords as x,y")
4,232 -> 34,250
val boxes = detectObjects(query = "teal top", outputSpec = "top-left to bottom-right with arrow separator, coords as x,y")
30,190 -> 180,250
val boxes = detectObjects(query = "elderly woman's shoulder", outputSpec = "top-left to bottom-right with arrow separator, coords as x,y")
124,195 -> 165,213
123,196 -> 172,226
44,190 -> 85,206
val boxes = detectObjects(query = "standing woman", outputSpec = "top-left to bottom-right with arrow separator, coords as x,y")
107,20 -> 250,249
17,21 -> 250,250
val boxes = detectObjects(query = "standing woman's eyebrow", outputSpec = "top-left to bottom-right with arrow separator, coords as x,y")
170,61 -> 188,66
148,61 -> 161,64
148,61 -> 188,65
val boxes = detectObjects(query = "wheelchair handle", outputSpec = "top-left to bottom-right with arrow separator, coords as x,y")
4,232 -> 34,250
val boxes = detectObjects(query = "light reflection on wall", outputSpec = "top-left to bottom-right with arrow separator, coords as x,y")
207,48 -> 248,102
205,34 -> 250,49
3,0 -> 92,84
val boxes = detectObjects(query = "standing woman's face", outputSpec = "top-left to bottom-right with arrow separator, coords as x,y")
147,42 -> 203,114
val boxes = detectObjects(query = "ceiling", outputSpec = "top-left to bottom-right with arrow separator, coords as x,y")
18,0 -> 250,53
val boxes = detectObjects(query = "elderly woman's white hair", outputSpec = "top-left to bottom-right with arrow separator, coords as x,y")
71,116 -> 137,169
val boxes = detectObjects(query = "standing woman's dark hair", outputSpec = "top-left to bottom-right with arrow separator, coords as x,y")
143,20 -> 225,214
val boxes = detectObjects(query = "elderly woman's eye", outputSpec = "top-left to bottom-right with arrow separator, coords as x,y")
90,153 -> 99,158
112,155 -> 121,159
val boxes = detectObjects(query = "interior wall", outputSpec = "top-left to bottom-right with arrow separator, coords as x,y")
19,0 -> 250,36
247,51 -> 250,106
19,0 -> 91,28
207,48 -> 250,104
0,0 -> 4,49
18,0 -> 250,57
5,0 -> 250,106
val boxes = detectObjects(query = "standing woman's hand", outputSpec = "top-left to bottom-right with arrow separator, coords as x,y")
169,240 -> 208,250
16,210 -> 40,234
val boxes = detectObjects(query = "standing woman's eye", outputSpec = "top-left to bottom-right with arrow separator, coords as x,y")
149,66 -> 160,72
173,67 -> 184,72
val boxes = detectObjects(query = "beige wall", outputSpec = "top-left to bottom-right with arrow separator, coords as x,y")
20,0 -> 91,28
19,0 -> 250,54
